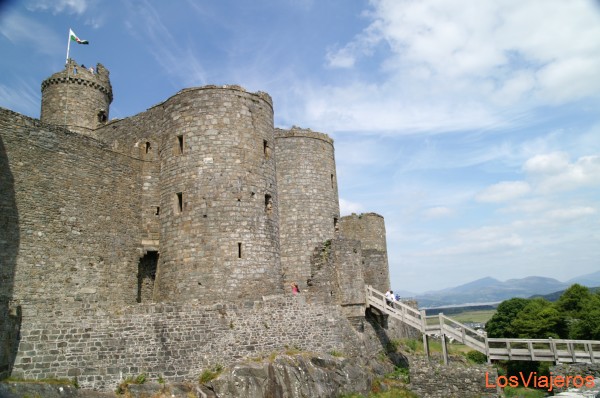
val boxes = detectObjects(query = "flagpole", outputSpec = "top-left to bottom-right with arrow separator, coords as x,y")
65,28 -> 71,128
66,28 -> 71,64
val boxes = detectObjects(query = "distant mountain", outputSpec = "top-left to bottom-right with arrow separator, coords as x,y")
530,286 -> 600,302
416,276 -> 569,308
567,271 -> 600,287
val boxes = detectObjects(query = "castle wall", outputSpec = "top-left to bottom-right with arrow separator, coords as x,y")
0,121 -> 19,378
339,213 -> 390,292
40,59 -> 113,138
9,296 -> 355,391
95,108 -> 164,265
154,86 -> 283,303
0,108 -> 142,316
307,237 -> 366,318
275,128 -> 340,290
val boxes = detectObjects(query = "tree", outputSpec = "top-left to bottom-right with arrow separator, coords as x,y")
556,284 -> 591,319
486,297 -> 529,338
511,298 -> 568,338
570,293 -> 600,339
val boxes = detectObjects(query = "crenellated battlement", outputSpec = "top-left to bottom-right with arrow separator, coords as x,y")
275,126 -> 334,145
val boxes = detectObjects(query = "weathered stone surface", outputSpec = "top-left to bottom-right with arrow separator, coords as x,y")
275,127 -> 339,291
0,382 -> 115,398
408,355 -> 500,398
339,213 -> 390,292
209,354 -> 372,398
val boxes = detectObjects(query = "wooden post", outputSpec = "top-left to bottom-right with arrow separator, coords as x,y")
485,337 -> 491,364
549,337 -> 558,364
423,333 -> 430,361
439,313 -> 448,365
441,334 -> 449,365
569,342 -> 576,363
528,341 -> 534,361
586,342 -> 594,363
419,310 -> 426,333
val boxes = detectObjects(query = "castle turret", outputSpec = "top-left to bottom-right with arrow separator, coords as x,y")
154,86 -> 283,303
40,59 -> 112,137
339,212 -> 390,292
275,127 -> 340,289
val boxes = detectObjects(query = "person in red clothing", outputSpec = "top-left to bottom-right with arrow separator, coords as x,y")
291,282 -> 300,295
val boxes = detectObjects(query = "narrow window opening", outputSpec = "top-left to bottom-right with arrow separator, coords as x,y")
238,242 -> 242,258
331,174 -> 334,189
175,192 -> 183,213
265,194 -> 272,213
177,135 -> 184,154
155,206 -> 160,216
97,109 -> 107,123
334,217 -> 339,232
263,140 -> 271,159
145,142 -> 152,154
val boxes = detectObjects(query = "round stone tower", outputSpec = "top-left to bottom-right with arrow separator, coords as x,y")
40,59 -> 112,138
339,212 -> 390,292
275,127 -> 340,289
154,85 -> 283,303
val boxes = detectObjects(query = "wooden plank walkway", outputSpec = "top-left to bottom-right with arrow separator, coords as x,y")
365,285 -> 600,364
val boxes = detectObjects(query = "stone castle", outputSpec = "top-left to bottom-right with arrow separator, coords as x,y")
0,59 -> 394,391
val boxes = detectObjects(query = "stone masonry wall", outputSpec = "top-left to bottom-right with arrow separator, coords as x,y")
0,124 -> 19,378
409,356 -> 500,398
0,108 -> 142,316
95,107 -> 163,257
40,59 -> 112,138
10,296 -> 354,392
339,213 -> 390,292
275,127 -> 340,291
155,86 -> 282,303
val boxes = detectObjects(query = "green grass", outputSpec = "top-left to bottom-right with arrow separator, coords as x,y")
503,386 -> 547,398
447,309 -> 496,324
339,388 -> 418,398
395,338 -> 471,356
116,373 -> 147,395
199,365 -> 223,384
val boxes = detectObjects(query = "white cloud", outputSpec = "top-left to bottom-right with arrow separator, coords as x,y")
0,11 -> 62,54
423,206 -> 454,219
425,226 -> 524,256
476,181 -> 531,203
531,155 -> 600,193
0,79 -> 40,117
300,0 -> 600,134
546,206 -> 597,221
523,152 -> 571,175
339,198 -> 365,215
26,0 -> 89,15
124,1 -> 206,87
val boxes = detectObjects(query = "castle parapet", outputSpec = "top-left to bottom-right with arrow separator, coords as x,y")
40,59 -> 113,138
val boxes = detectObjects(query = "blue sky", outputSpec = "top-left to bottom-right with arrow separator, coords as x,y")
1,0 -> 599,294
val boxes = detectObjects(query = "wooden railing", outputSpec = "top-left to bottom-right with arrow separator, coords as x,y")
365,285 -> 600,364
487,338 -> 600,363
365,285 -> 425,332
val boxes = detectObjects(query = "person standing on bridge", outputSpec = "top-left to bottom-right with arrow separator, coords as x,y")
385,290 -> 394,306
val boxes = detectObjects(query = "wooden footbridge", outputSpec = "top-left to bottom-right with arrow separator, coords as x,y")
366,285 -> 600,365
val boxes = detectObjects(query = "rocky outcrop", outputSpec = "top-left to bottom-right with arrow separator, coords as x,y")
206,353 -> 373,398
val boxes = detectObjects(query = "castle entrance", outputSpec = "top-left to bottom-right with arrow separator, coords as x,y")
137,251 -> 158,303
